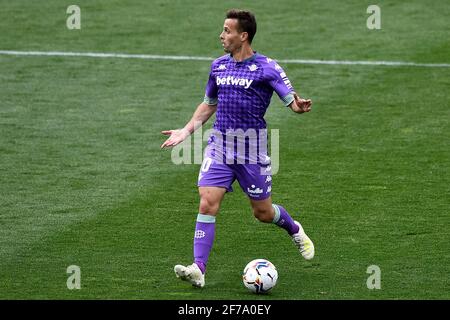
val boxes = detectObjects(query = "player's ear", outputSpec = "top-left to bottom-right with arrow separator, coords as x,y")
241,31 -> 249,43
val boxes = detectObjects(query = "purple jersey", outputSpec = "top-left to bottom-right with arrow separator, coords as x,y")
203,52 -> 295,164
204,52 -> 295,132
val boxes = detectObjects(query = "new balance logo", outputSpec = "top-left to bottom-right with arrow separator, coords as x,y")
216,76 -> 253,89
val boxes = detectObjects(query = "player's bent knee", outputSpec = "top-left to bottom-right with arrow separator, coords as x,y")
199,198 -> 220,215
253,208 -> 273,223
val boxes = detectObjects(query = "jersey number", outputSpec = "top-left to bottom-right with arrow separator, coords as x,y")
201,157 -> 212,172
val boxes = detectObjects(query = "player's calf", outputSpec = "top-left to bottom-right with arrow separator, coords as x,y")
250,198 -> 275,223
253,208 -> 274,222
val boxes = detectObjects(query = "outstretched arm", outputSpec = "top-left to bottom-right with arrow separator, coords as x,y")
160,102 -> 217,148
288,93 -> 312,114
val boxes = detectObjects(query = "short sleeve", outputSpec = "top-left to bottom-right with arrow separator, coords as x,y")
267,62 -> 295,107
204,63 -> 218,105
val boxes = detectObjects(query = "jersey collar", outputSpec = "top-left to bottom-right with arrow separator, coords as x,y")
229,51 -> 258,63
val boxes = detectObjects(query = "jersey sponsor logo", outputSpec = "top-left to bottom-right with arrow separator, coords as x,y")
195,230 -> 206,239
216,76 -> 253,89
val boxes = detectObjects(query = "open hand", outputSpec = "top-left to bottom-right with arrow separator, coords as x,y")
160,129 -> 190,148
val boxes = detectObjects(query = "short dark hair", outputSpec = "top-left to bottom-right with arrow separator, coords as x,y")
226,9 -> 257,44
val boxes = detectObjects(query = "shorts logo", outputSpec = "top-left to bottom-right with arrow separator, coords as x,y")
265,176 -> 272,183
266,186 -> 272,193
247,184 -> 263,195
195,230 -> 206,239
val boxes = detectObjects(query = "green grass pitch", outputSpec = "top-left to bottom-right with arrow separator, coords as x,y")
0,0 -> 449,299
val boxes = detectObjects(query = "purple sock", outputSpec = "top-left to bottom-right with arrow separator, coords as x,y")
193,214 -> 216,274
272,204 -> 300,235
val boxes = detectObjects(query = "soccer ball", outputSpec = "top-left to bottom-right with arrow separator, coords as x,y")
242,259 -> 278,294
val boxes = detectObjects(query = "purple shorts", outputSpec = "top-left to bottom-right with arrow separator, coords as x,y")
197,155 -> 272,200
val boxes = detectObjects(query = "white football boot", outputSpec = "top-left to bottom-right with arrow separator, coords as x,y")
292,221 -> 315,260
174,263 -> 205,288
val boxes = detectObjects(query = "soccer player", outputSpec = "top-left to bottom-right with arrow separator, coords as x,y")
161,9 -> 314,288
